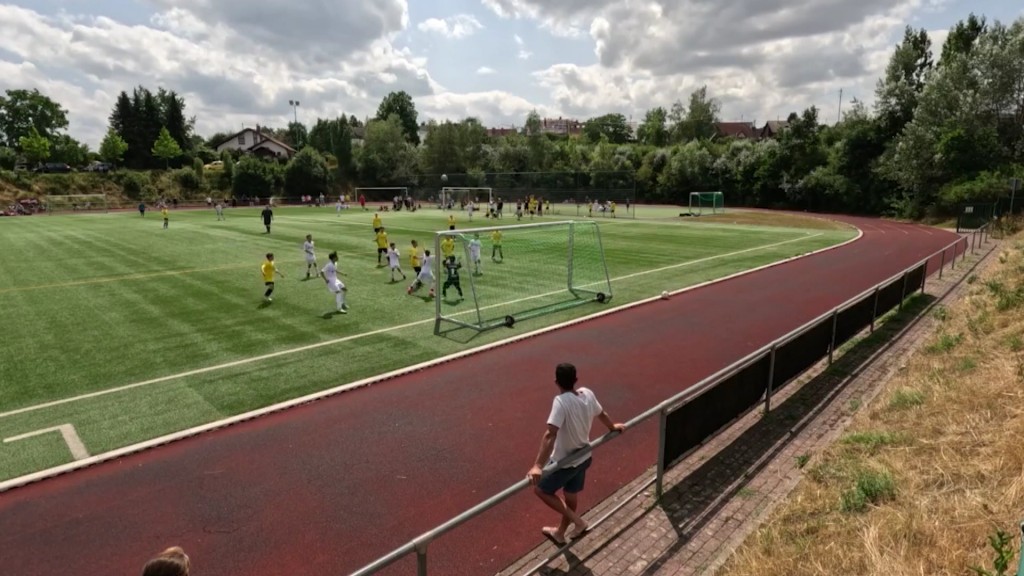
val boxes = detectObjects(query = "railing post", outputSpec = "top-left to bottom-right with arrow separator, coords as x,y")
920,265 -> 927,295
416,543 -> 429,576
829,309 -> 838,365
939,248 -> 945,279
870,286 -> 879,332
899,272 -> 909,312
655,407 -> 668,499
764,346 -> 776,415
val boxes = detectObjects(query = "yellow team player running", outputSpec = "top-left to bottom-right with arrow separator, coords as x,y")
440,233 -> 456,262
491,229 -> 503,262
372,213 -> 383,233
409,239 -> 423,276
261,253 -> 285,302
161,204 -> 169,229
447,214 -> 456,228
375,226 -> 389,267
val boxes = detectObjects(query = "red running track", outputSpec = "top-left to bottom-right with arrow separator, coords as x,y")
0,217 -> 962,576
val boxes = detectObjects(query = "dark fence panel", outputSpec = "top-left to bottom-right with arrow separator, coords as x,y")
662,354 -> 771,466
905,263 -> 926,295
835,294 -> 875,348
771,317 -> 833,393
874,277 -> 904,319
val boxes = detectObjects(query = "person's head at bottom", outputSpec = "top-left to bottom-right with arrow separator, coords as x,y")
142,546 -> 190,576
555,363 -> 577,392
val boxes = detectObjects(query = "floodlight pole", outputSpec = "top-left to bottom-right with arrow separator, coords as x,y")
288,100 -> 300,124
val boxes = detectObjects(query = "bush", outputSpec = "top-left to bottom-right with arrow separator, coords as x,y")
193,157 -> 204,184
174,168 -> 201,191
112,170 -> 150,199
232,156 -> 277,198
0,146 -> 17,170
284,147 -> 328,197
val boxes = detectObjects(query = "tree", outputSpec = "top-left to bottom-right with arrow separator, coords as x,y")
152,126 -> 182,168
99,128 -> 129,165
287,121 -> 308,149
109,85 -> 193,169
18,126 -> 50,164
582,113 -> 632,144
357,115 -> 418,184
284,147 -> 329,197
637,107 -> 669,146
939,13 -> 986,65
157,88 -> 191,152
308,116 -> 354,182
674,86 -> 720,142
874,27 -> 933,141
0,88 -> 69,149
376,91 -> 420,145
49,134 -> 89,167
232,155 -> 277,197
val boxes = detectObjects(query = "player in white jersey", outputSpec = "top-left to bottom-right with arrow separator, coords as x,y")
387,242 -> 407,283
215,201 -> 225,220
466,201 -> 474,221
468,233 -> 483,276
336,198 -> 343,215
302,234 -> 318,279
407,250 -> 435,298
321,251 -> 348,313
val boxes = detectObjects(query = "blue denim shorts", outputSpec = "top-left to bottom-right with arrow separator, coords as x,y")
537,457 -> 592,495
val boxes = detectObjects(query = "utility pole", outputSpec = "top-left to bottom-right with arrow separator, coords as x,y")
837,89 -> 843,124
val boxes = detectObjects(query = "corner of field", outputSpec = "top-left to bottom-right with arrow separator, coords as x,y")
0,221 -> 865,493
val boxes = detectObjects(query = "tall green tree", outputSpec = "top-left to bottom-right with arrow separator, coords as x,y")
99,128 -> 129,165
874,27 -> 933,141
286,121 -> 308,149
582,113 -> 632,144
152,126 -> 182,168
308,116 -> 354,182
0,88 -> 69,149
637,107 -> 669,146
50,134 -> 89,166
376,91 -> 420,145
18,126 -> 51,164
939,13 -> 987,65
357,115 -> 418,184
673,86 -> 719,142
284,147 -> 329,197
157,88 -> 191,151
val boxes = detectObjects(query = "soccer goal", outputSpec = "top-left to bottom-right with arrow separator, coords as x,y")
688,191 -> 725,215
433,220 -> 612,335
440,187 -> 492,210
354,187 -> 408,201
45,194 -> 111,213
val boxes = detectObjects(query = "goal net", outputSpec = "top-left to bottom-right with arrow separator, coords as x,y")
688,191 -> 724,215
433,220 -> 612,335
440,187 -> 493,210
45,194 -> 112,213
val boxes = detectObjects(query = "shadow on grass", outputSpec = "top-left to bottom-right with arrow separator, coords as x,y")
433,297 -> 601,344
562,293 -> 937,575
256,300 -> 272,310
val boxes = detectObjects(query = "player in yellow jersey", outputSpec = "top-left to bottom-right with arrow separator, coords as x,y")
491,229 -> 503,262
372,213 -> 383,233
161,205 -> 169,229
409,239 -> 422,275
610,201 -> 617,218
448,214 -> 456,228
261,253 -> 285,302
440,234 -> 456,261
375,227 -> 389,267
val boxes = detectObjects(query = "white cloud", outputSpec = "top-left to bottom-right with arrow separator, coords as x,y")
476,66 -> 496,74
513,33 -> 532,59
417,14 -> 484,39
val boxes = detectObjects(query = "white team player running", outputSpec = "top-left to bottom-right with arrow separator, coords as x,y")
468,233 -> 483,275
387,242 -> 407,283
322,251 -> 348,313
303,234 -> 318,279
408,249 -> 435,297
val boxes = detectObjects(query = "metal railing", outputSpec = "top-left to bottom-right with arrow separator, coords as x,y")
351,232 -> 981,576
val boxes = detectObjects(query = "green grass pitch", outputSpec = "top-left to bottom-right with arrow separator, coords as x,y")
0,205 -> 855,482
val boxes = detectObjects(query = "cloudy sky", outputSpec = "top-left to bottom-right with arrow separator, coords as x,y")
0,0 -> 1020,148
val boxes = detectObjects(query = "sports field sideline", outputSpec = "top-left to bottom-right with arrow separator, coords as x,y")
0,204 -> 855,482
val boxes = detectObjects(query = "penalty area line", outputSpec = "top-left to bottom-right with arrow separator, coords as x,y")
0,231 -> 834,421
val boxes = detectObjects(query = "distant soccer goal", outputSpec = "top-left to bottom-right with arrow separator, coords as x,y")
433,220 -> 612,335
354,187 -> 408,201
688,191 -> 725,216
440,187 -> 493,210
45,194 -> 112,214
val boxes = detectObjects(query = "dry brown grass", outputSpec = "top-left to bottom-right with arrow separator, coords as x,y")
718,237 -> 1024,576
690,209 -> 852,230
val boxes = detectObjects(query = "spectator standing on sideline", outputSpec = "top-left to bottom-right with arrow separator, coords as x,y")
142,546 -> 190,576
527,363 -> 625,545
261,204 -> 273,234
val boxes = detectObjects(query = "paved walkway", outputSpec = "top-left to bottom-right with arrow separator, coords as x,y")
498,238 -> 997,576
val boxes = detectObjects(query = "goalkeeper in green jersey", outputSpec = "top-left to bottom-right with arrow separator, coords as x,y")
442,256 -> 464,301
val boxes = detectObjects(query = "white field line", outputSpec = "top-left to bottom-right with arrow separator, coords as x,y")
0,232 -> 828,422
0,228 -> 862,492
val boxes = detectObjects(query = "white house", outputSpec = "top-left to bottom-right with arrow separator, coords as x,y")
215,126 -> 296,159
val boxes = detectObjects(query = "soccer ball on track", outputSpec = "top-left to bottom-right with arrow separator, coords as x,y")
661,291 -> 670,299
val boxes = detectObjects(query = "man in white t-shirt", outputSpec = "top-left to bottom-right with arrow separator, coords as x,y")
527,363 -> 625,545
321,251 -> 347,313
303,234 -> 318,279
407,250 -> 435,298
468,234 -> 482,276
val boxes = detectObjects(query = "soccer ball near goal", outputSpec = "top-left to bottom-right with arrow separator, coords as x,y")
441,174 -> 448,183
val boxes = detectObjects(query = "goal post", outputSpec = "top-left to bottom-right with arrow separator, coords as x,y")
433,220 -> 612,335
45,194 -> 111,213
688,191 -> 725,215
440,187 -> 493,210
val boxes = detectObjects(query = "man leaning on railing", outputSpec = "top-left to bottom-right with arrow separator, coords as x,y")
527,363 -> 625,546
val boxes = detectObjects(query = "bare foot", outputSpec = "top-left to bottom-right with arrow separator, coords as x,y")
541,526 -> 566,545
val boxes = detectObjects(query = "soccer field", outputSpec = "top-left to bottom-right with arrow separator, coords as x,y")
0,205 -> 855,482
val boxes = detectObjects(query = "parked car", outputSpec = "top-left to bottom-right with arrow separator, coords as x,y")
204,160 -> 224,171
84,162 -> 112,173
33,163 -> 72,173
